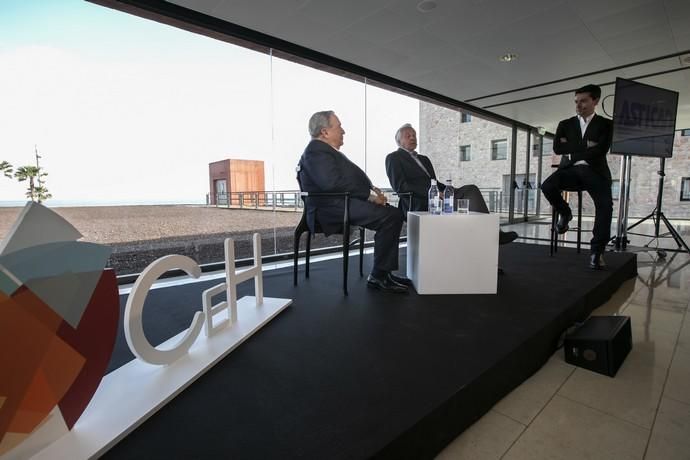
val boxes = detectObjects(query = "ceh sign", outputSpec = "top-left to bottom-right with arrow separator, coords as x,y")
0,203 -> 291,460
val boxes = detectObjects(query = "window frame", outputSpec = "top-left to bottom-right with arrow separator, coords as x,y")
491,139 -> 507,160
681,177 -> 690,201
459,144 -> 471,162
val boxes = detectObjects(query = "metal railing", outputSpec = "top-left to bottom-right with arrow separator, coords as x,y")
207,191 -> 304,211
206,189 -> 410,211
485,189 -> 540,215
205,188 -> 549,217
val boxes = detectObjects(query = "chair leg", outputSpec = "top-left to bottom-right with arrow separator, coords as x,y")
359,227 -> 365,277
305,232 -> 311,279
343,226 -> 350,296
293,231 -> 300,286
577,191 -> 583,253
550,207 -> 556,256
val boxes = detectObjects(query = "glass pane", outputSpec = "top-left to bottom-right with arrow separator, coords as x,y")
419,102 -> 518,223
0,2 -> 275,275
271,55 -> 365,253
364,82 -> 419,211
536,136 -> 555,219
512,129 -> 536,221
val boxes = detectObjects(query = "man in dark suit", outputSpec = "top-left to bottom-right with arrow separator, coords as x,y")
298,110 -> 409,293
541,84 -> 613,269
385,124 -> 518,245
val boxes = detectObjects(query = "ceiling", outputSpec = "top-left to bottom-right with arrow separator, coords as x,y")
115,0 -> 690,133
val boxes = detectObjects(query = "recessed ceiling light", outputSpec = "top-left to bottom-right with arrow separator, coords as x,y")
417,0 -> 438,13
499,53 -> 519,63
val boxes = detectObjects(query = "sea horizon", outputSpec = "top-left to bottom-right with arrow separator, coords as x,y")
0,199 -> 207,208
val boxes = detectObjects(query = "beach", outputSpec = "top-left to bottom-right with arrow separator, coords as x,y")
0,205 -> 305,275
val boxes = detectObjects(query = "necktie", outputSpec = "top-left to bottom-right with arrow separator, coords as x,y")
410,151 -> 430,176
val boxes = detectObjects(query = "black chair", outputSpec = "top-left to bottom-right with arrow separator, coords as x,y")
392,191 -> 413,218
393,192 -> 413,210
293,176 -> 365,296
550,189 -> 583,256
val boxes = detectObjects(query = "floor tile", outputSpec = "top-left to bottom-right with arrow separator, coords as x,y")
629,287 -> 688,312
678,314 -> 690,345
622,311 -> 678,352
435,410 -> 525,460
503,395 -> 648,460
645,397 -> 690,460
557,347 -> 668,428
664,344 -> 690,405
620,303 -> 684,336
493,357 -> 574,425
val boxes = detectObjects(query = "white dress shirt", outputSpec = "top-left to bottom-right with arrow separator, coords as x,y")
402,148 -> 431,176
574,113 -> 595,166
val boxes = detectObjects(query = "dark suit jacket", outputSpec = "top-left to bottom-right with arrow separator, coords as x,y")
385,148 -> 442,213
553,114 -> 613,181
298,139 -> 372,235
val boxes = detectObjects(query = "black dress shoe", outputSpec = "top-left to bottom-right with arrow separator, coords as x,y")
388,273 -> 413,286
367,274 -> 408,293
556,210 -> 573,234
499,230 -> 518,245
589,252 -> 606,270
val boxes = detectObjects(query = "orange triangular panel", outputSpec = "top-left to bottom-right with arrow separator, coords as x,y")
0,291 -> 61,442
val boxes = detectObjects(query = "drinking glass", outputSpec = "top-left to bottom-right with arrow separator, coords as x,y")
456,198 -> 470,214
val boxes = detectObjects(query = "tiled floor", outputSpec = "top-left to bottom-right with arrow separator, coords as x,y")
437,220 -> 690,460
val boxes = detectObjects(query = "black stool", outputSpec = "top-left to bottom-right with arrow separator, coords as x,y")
550,190 -> 583,256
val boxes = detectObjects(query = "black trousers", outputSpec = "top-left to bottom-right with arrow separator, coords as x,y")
454,184 -> 489,213
541,165 -> 612,253
348,200 -> 403,273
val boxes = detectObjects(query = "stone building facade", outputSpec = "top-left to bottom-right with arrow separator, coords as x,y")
419,101 -> 690,220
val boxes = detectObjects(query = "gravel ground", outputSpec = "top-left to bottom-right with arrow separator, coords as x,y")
0,205 -> 311,275
0,205 -> 302,244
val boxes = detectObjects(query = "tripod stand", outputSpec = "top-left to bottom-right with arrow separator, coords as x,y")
626,157 -> 690,257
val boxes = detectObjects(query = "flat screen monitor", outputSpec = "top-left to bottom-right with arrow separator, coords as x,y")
611,77 -> 679,158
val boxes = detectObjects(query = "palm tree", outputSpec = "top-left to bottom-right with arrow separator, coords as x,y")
14,165 -> 48,203
0,161 -> 12,179
34,185 -> 52,202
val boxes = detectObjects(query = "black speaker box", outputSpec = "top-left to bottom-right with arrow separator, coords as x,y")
564,315 -> 632,377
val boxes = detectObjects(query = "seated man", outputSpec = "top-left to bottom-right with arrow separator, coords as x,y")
298,110 -> 410,293
541,84 -> 613,269
385,123 -> 518,245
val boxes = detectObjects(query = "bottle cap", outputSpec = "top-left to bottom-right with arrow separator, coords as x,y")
431,179 -> 437,185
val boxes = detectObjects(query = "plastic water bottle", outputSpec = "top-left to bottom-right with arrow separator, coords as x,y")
428,179 -> 441,215
443,179 -> 454,214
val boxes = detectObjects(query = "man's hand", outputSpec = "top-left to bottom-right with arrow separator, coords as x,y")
373,189 -> 388,206
369,187 -> 388,206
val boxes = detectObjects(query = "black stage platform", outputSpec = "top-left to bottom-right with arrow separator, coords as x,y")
103,243 -> 636,459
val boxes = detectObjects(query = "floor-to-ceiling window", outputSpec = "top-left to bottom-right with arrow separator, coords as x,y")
10,0 -> 660,275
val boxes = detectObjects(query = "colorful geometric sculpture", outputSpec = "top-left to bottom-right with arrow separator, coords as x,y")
0,241 -> 111,328
56,269 -> 119,429
0,202 -> 82,256
0,202 -> 119,456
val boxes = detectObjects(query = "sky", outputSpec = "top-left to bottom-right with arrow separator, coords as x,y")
0,0 -> 418,205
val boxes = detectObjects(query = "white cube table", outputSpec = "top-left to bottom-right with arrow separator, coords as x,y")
406,211 -> 499,295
